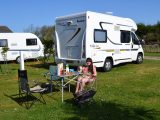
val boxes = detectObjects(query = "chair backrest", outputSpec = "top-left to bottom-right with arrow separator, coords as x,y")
49,65 -> 60,80
18,69 -> 30,93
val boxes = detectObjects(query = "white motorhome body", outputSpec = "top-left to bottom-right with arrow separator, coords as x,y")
55,11 -> 144,71
0,33 -> 44,63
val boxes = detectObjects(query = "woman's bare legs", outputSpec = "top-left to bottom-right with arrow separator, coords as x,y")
75,76 -> 82,93
81,77 -> 89,91
75,76 -> 91,93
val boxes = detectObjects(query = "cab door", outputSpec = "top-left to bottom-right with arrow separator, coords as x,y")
131,32 -> 141,60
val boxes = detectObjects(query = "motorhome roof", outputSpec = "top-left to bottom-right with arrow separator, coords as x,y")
55,11 -> 137,31
55,12 -> 86,21
56,11 -> 129,20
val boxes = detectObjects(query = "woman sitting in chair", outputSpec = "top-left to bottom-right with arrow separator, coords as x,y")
75,58 -> 97,94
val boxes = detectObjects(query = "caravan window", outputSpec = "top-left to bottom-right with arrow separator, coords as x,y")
120,30 -> 130,43
131,32 -> 140,45
26,38 -> 37,46
0,39 -> 8,47
94,29 -> 107,43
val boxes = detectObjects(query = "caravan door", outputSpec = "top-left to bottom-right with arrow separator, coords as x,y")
119,30 -> 132,62
0,39 -> 8,61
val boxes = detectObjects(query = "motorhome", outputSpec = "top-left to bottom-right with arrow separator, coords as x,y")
55,11 -> 144,71
0,33 -> 44,63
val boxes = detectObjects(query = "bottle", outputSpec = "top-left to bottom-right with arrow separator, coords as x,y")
66,64 -> 69,74
78,66 -> 82,73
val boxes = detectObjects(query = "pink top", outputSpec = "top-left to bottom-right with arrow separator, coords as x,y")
81,65 -> 97,80
82,66 -> 88,73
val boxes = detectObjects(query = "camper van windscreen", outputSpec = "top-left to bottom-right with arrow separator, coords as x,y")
0,39 -> 8,47
26,38 -> 37,46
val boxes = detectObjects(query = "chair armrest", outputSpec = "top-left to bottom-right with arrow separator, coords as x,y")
28,79 -> 40,87
43,71 -> 50,79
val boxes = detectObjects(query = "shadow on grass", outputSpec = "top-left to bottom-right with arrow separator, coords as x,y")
26,62 -> 57,70
96,62 -> 129,72
3,82 -> 62,109
63,99 -> 160,120
4,93 -> 39,109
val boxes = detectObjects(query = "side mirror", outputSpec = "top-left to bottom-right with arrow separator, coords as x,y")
140,39 -> 145,45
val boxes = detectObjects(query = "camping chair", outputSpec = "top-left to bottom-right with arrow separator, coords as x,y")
44,65 -> 61,93
85,78 -> 97,91
18,69 -> 46,109
74,78 -> 97,105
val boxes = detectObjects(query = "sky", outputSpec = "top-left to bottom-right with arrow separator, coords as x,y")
0,0 -> 160,32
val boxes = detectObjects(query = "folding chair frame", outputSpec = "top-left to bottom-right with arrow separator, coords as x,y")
18,69 -> 46,109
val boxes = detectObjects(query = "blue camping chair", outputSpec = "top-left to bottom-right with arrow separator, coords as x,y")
44,65 -> 61,93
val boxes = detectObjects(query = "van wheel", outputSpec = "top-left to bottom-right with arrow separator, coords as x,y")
103,58 -> 112,72
136,53 -> 143,64
16,56 -> 20,63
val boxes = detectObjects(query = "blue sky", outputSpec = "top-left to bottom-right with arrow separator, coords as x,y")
0,0 -> 160,32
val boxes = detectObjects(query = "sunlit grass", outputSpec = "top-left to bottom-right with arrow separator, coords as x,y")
144,52 -> 160,56
0,59 -> 160,120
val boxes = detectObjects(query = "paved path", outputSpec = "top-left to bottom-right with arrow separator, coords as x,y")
144,56 -> 160,60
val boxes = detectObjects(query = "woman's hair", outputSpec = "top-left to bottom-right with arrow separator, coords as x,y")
86,58 -> 93,74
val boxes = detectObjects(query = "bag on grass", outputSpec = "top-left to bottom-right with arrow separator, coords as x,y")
74,89 -> 96,104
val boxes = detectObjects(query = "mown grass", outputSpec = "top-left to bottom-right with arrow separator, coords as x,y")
145,52 -> 160,57
0,59 -> 160,120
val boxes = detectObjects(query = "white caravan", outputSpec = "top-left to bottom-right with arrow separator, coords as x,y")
55,11 -> 144,71
0,33 -> 44,63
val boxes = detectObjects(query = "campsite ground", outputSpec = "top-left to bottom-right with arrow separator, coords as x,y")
0,57 -> 160,120
144,52 -> 160,60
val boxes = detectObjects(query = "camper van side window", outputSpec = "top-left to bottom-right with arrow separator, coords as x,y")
0,39 -> 8,47
131,32 -> 140,45
94,29 -> 107,43
120,30 -> 130,43
26,39 -> 37,46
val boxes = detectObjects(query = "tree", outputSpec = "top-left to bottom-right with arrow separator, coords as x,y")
38,26 -> 55,62
24,25 -> 55,63
137,22 -> 160,44
1,46 -> 9,73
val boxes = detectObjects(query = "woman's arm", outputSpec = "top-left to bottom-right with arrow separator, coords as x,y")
92,66 -> 97,77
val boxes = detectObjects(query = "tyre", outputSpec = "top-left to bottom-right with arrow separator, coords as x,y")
16,56 -> 20,63
136,53 -> 143,64
103,58 -> 112,72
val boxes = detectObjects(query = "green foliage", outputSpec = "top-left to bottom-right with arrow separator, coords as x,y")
24,25 -> 55,63
1,46 -> 9,54
137,21 -> 160,44
145,52 -> 160,56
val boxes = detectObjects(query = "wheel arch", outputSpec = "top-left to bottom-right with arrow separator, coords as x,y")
105,56 -> 113,66
138,52 -> 144,58
102,56 -> 113,72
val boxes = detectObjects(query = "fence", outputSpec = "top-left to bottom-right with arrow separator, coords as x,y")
143,45 -> 160,53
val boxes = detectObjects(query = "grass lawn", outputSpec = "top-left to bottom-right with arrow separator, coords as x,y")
144,52 -> 160,57
0,59 -> 160,120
